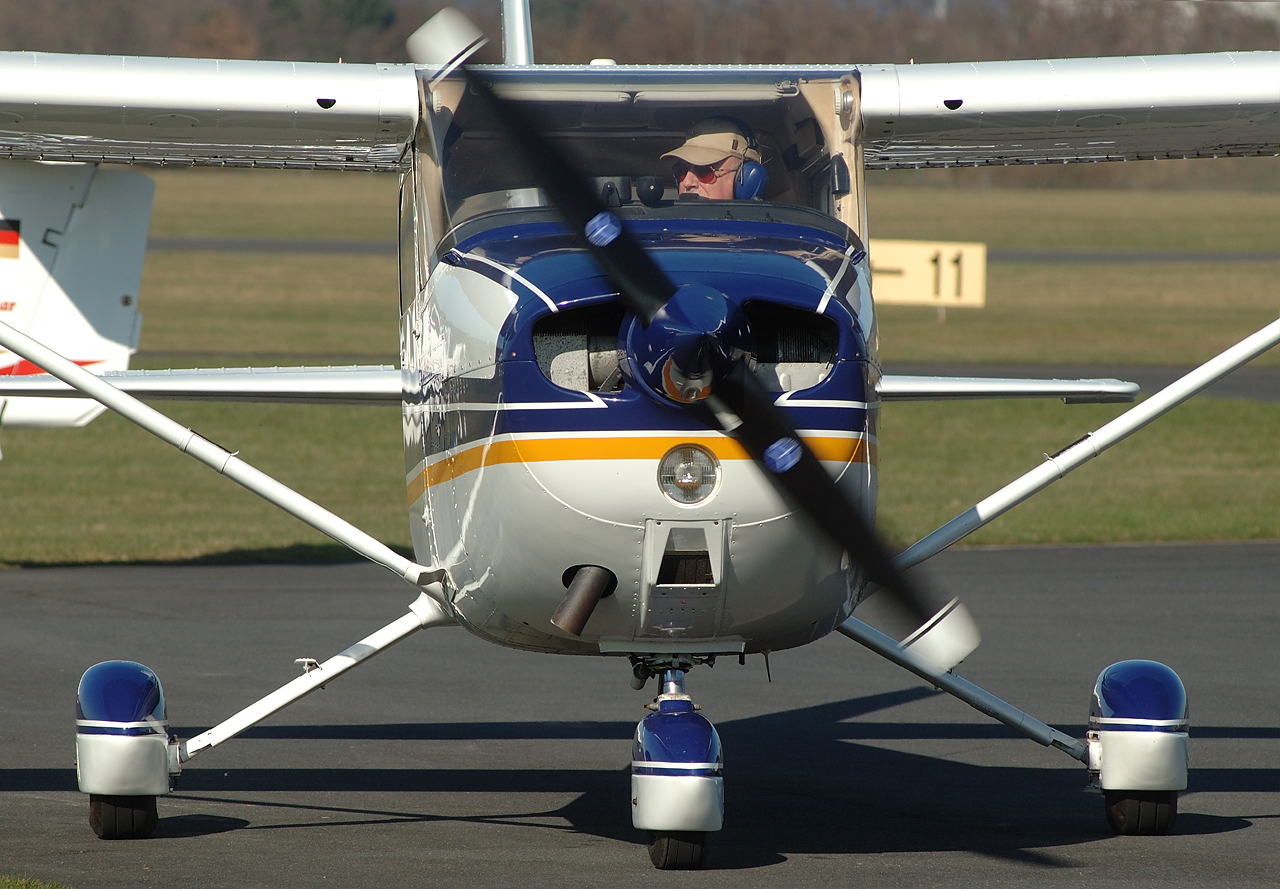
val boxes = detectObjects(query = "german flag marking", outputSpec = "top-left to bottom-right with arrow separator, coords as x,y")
0,220 -> 19,259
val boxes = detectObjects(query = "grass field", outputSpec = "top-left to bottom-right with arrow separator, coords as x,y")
1,169 -> 1277,566
0,877 -> 70,889
876,398 -> 1280,548
867,185 -> 1280,253
139,252 -> 399,361
148,168 -> 398,241
0,403 -> 410,565
875,262 -> 1280,366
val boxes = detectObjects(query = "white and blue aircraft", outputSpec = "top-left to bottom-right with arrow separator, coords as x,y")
0,1 -> 1275,868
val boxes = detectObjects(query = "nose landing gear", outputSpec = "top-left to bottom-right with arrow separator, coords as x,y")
630,666 -> 724,870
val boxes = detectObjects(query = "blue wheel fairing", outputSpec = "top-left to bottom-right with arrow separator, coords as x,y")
633,699 -> 723,777
1090,660 -> 1187,732
76,661 -> 166,736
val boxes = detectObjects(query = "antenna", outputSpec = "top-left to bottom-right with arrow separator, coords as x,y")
501,0 -> 534,65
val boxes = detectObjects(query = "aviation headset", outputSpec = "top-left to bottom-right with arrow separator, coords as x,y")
717,116 -> 770,201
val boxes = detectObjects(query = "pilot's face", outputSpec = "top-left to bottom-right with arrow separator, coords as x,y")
674,156 -> 741,200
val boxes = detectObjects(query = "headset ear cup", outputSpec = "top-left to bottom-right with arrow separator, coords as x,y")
734,161 -> 769,200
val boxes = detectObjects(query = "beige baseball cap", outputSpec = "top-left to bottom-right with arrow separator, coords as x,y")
661,119 -> 761,166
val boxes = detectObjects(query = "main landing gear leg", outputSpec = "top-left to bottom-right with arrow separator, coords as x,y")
629,666 -> 724,870
73,592 -> 453,840
840,618 -> 1190,836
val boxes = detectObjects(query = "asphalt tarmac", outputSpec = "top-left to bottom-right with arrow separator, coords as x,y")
1,546 -> 1276,888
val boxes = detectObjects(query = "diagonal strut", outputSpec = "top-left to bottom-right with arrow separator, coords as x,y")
0,318 -> 448,599
893,316 -> 1280,572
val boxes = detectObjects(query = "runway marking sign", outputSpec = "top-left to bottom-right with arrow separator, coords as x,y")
869,239 -> 986,308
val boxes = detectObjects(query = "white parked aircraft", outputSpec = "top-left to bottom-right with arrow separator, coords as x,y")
0,1 -> 1273,869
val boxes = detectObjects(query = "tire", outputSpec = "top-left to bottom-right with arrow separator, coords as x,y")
647,830 -> 707,869
89,794 -> 158,840
1104,790 -> 1177,836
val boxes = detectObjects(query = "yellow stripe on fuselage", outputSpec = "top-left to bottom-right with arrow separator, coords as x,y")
406,434 -> 874,505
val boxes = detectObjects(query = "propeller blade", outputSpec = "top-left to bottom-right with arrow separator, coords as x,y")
406,8 -> 488,79
458,73 -> 675,323
712,363 -> 941,628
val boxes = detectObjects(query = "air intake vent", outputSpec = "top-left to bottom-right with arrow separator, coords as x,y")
657,551 -> 714,585
533,303 -> 626,392
744,301 -> 838,393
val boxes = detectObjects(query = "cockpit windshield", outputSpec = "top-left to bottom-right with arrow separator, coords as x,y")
415,68 -> 859,236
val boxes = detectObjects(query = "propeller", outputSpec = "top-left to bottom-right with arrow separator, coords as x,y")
408,11 -> 978,661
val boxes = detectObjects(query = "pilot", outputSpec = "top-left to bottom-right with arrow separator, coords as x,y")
661,118 -> 767,201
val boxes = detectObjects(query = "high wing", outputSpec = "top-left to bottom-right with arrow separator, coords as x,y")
0,54 -> 418,170
0,51 -> 1276,171
0,367 -> 1138,405
856,52 -> 1280,168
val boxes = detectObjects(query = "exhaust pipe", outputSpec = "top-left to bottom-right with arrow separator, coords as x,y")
551,565 -> 616,636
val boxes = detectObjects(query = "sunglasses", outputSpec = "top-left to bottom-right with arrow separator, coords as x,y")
672,158 -> 734,184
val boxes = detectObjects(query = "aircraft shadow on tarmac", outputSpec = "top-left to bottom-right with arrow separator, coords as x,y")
8,542 -> 393,569
151,814 -> 251,838
6,689 -> 1268,868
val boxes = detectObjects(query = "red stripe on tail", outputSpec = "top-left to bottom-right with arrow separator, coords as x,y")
0,358 -> 102,376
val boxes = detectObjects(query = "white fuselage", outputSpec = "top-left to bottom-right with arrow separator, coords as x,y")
401,207 -> 877,657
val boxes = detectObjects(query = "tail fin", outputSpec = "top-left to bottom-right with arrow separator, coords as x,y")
0,160 -> 153,429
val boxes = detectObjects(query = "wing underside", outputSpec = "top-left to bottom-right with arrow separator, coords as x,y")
0,54 -> 419,170
857,52 -> 1280,168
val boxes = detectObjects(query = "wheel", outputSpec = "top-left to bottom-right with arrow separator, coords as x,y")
1104,790 -> 1177,835
647,830 -> 707,869
89,794 -> 158,839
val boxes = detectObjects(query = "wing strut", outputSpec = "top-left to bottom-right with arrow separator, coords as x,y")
0,318 -> 447,598
893,316 -> 1280,572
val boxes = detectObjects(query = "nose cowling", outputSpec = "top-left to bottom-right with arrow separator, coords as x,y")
625,284 -> 754,404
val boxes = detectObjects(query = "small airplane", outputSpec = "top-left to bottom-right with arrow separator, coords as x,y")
0,0 -> 1276,869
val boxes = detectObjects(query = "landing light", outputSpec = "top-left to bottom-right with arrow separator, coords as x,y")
658,444 -> 719,504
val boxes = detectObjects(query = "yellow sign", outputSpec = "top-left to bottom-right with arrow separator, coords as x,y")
868,240 -> 986,308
